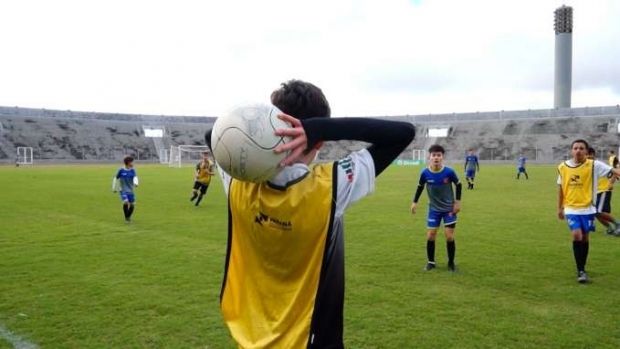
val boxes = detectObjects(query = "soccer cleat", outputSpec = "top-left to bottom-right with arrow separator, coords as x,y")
613,226 -> 620,236
577,271 -> 588,283
606,225 -> 616,235
424,262 -> 436,271
448,262 -> 456,272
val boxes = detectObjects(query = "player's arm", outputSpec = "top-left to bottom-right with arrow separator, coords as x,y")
557,185 -> 564,220
476,158 -> 480,171
411,175 -> 426,214
112,170 -> 121,192
452,178 -> 462,214
133,175 -> 139,187
448,169 -> 462,213
557,172 -> 564,220
275,115 -> 415,176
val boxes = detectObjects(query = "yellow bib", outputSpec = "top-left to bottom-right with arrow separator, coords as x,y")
597,175 -> 611,193
222,163 -> 334,349
196,160 -> 213,184
558,159 -> 594,209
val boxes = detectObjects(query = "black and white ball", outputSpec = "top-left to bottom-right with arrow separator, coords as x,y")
211,104 -> 291,183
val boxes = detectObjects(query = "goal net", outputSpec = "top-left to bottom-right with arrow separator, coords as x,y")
169,145 -> 210,168
16,147 -> 33,165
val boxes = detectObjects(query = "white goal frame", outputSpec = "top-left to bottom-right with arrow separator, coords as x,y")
169,145 -> 210,167
16,147 -> 33,165
412,149 -> 427,162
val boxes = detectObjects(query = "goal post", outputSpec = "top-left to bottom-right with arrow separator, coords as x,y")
16,147 -> 33,165
168,145 -> 210,168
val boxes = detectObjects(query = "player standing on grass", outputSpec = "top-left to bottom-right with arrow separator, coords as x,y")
516,153 -> 529,180
190,152 -> 214,207
112,156 -> 139,223
411,144 -> 462,272
557,140 -> 620,283
464,149 -> 479,189
205,79 -> 415,348
587,147 -> 620,235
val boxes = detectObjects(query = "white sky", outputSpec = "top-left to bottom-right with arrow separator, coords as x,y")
0,0 -> 618,117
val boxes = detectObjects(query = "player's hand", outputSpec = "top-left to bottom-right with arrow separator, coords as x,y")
557,209 -> 565,220
410,202 -> 417,214
452,201 -> 461,214
273,113 -> 307,166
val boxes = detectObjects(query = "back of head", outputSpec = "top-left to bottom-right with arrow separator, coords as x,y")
123,156 -> 134,166
270,79 -> 331,120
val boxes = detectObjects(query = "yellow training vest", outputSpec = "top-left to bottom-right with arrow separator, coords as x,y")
597,175 -> 611,193
222,163 -> 334,349
196,160 -> 213,184
558,159 -> 595,209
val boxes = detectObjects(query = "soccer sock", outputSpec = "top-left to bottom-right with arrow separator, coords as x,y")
572,241 -> 584,272
582,241 -> 589,271
426,240 -> 436,263
128,205 -> 135,218
190,191 -> 198,201
195,194 -> 204,206
447,240 -> 456,265
123,204 -> 129,219
525,172 -> 529,179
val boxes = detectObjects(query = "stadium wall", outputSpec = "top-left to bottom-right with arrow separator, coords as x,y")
1,105 -> 619,164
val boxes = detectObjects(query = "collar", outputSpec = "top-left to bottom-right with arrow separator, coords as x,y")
267,163 -> 310,190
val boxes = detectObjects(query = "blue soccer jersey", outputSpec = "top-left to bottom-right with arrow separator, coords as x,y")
517,156 -> 526,169
116,168 -> 136,193
418,166 -> 460,212
465,155 -> 478,172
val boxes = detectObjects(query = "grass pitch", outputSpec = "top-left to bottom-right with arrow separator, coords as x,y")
1,163 -> 620,348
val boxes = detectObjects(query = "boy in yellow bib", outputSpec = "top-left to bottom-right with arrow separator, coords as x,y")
190,152 -> 215,207
557,139 -> 620,283
206,80 -> 415,348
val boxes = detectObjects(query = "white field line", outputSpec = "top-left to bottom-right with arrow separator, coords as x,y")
0,323 -> 38,349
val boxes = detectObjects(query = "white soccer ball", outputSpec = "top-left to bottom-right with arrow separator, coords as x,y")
211,104 -> 291,183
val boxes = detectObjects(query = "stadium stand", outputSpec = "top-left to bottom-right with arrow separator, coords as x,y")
1,105 -> 619,163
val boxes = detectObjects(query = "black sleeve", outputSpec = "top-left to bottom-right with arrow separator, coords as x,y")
455,182 -> 462,200
301,118 -> 415,176
412,173 -> 426,203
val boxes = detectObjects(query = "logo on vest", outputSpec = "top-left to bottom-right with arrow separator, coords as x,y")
254,212 -> 292,230
569,174 -> 583,187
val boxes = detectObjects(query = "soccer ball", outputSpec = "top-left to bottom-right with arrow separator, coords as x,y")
211,104 -> 291,183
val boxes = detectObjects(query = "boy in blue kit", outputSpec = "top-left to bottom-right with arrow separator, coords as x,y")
464,149 -> 479,189
516,153 -> 529,179
411,144 -> 462,271
112,156 -> 139,222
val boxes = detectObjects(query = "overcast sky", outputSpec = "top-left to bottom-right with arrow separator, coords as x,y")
0,0 -> 618,117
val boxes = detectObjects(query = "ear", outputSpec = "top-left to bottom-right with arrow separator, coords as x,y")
314,141 -> 324,150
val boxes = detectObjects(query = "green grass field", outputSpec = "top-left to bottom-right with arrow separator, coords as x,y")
1,163 -> 620,348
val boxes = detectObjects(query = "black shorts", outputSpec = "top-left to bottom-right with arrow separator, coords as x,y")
596,191 -> 612,214
193,181 -> 209,194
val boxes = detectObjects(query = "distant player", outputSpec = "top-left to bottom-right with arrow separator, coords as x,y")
190,152 -> 215,207
587,147 -> 620,235
609,150 -> 619,168
411,144 -> 462,272
112,156 -> 139,223
516,153 -> 529,180
557,140 -> 620,283
464,149 -> 479,189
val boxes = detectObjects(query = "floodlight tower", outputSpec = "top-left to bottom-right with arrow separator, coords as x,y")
554,5 -> 573,108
